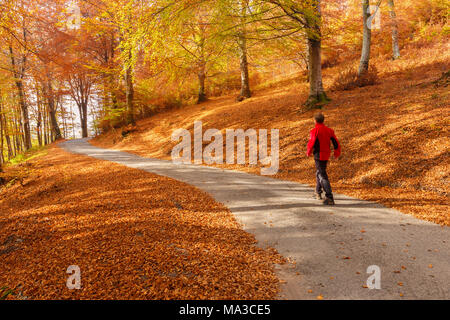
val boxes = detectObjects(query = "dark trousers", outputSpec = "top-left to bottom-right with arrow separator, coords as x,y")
315,159 -> 333,199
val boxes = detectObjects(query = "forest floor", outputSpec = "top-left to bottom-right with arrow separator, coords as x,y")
92,41 -> 450,226
0,144 -> 283,300
56,139 -> 450,300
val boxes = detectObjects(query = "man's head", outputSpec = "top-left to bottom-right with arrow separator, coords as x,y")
314,112 -> 325,124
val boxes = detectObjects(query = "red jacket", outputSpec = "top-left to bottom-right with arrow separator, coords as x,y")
306,123 -> 341,161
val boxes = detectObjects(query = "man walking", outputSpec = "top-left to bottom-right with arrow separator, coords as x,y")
306,112 -> 341,205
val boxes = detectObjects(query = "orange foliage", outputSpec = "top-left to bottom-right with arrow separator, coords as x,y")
0,145 -> 284,299
91,41 -> 450,226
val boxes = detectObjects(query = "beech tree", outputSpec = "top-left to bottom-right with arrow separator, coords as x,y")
163,2 -> 230,104
229,0 -> 252,99
9,40 -> 32,150
358,0 -> 372,75
262,0 -> 328,107
387,0 -> 400,60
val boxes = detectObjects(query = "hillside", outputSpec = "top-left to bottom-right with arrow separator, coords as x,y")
92,41 -> 450,226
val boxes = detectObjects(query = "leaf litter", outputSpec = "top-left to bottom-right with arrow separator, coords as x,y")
0,146 -> 285,299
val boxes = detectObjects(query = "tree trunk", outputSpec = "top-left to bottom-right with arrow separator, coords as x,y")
387,0 -> 400,60
35,85 -> 43,146
3,110 -> 12,159
43,103 -> 49,145
9,46 -> 32,150
16,82 -> 32,150
304,0 -> 328,107
46,81 -> 62,140
237,0 -> 251,99
36,103 -> 42,146
13,111 -> 22,154
80,102 -> 88,138
305,37 -> 328,106
358,0 -> 372,76
37,110 -> 42,146
125,50 -> 135,125
197,63 -> 207,103
238,33 -> 251,99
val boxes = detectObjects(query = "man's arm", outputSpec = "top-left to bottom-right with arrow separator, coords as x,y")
330,130 -> 341,158
306,129 -> 316,157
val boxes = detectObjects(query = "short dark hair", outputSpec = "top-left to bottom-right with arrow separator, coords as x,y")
314,112 -> 325,123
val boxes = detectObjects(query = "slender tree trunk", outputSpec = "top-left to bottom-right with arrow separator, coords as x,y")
9,46 -> 32,150
388,0 -> 400,60
124,49 -> 135,125
125,68 -> 135,125
197,62 -> 207,103
62,105 -> 67,138
197,72 -> 207,103
13,109 -> 22,155
70,103 -> 76,139
43,103 -> 49,145
16,82 -> 31,150
305,0 -> 328,107
3,112 -> 12,159
108,34 -> 119,110
36,86 -> 42,146
46,80 -> 62,140
237,0 -> 251,99
37,109 -> 42,146
358,0 -> 372,76
238,34 -> 251,99
79,102 -> 88,138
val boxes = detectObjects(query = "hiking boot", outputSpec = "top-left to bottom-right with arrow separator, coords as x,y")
314,192 -> 323,200
323,197 -> 335,205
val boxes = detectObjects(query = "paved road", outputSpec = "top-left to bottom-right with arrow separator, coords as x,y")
60,139 -> 449,300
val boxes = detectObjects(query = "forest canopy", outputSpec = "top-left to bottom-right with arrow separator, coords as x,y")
0,0 -> 448,167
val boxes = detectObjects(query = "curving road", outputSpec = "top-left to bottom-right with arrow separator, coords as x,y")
60,138 -> 450,300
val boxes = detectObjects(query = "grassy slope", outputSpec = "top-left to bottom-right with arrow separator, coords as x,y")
92,41 -> 450,226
